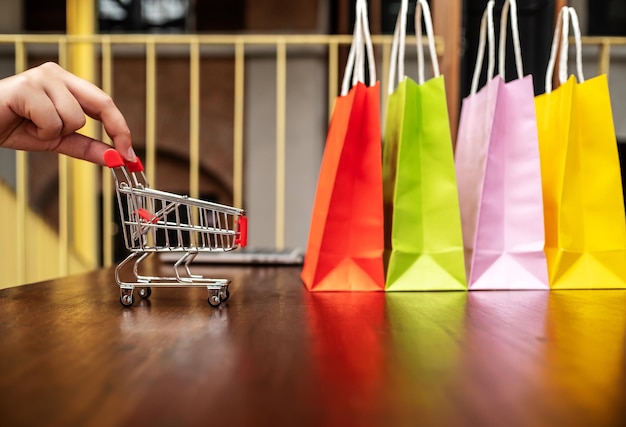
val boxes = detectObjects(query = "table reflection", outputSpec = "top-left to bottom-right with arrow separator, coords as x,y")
3,268 -> 626,426
544,291 -> 626,423
306,292 -> 387,426
385,292 -> 468,425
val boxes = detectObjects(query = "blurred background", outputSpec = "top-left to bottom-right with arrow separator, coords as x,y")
0,0 -> 625,287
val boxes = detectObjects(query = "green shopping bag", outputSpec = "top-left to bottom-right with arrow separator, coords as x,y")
382,0 -> 466,291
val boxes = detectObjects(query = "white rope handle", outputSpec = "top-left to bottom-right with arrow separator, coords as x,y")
416,0 -> 440,84
388,0 -> 408,94
545,6 -> 584,93
498,0 -> 524,79
388,0 -> 440,94
341,0 -> 377,96
544,7 -> 567,93
470,0 -> 495,95
360,0 -> 377,85
353,0 -> 365,87
343,0 -> 364,93
342,6 -> 360,95
563,8 -> 584,85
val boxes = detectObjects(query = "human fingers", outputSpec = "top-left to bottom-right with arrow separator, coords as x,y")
5,75 -> 67,141
59,70 -> 135,161
24,85 -> 87,141
39,81 -> 87,137
50,132 -> 117,166
0,120 -> 112,166
2,63 -> 97,145
4,64 -> 87,140
0,62 -> 135,164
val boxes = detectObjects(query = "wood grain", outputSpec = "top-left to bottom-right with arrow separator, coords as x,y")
1,267 -> 626,426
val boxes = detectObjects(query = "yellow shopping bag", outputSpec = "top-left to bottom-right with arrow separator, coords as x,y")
535,7 -> 626,289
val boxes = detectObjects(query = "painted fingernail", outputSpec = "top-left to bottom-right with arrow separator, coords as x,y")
126,147 -> 137,161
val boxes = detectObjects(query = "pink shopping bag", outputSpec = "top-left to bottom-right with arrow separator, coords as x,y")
454,0 -> 548,290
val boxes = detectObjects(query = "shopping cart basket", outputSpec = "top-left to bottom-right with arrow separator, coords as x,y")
104,149 -> 248,307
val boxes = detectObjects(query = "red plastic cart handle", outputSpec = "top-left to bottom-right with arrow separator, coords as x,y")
135,208 -> 158,224
125,157 -> 144,173
235,216 -> 248,247
104,149 -> 124,168
104,148 -> 144,172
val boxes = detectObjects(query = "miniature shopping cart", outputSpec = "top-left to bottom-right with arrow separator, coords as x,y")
104,149 -> 248,307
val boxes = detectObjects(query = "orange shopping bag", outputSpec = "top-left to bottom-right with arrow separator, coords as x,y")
301,0 -> 385,291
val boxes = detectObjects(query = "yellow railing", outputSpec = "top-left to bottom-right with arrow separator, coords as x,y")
580,36 -> 626,76
0,33 -> 443,287
0,33 -> 623,287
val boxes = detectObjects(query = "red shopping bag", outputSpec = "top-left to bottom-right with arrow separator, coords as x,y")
301,0 -> 385,291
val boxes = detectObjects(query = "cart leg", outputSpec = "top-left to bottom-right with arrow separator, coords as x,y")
173,252 -> 191,282
184,250 -> 203,279
115,252 -> 141,287
133,252 -> 152,282
219,285 -> 230,303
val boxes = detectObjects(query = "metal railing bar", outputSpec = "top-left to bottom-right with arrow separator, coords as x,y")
599,41 -> 611,76
328,40 -> 338,121
275,39 -> 287,250
0,34 -> 443,53
14,38 -> 27,284
101,36 -> 114,267
58,37 -> 70,275
579,36 -> 626,46
190,37 -> 200,201
233,39 -> 245,209
145,39 -> 157,187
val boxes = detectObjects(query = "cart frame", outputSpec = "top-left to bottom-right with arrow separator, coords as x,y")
105,149 -> 248,307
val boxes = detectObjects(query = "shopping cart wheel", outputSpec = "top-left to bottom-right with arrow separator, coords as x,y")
208,290 -> 221,307
120,293 -> 134,307
138,287 -> 152,299
219,288 -> 230,302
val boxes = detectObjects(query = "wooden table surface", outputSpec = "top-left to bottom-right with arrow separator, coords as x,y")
1,265 -> 626,427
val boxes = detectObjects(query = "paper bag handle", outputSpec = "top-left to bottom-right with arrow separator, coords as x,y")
388,0 -> 440,94
470,0 -> 495,95
415,0 -> 440,84
388,0 -> 408,95
545,6 -> 584,93
341,0 -> 376,96
498,0 -> 524,79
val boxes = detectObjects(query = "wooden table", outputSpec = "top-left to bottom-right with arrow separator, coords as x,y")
1,265 -> 626,427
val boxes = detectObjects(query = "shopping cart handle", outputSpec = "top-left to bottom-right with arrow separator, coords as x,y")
104,149 -> 124,168
125,157 -> 144,173
104,148 -> 145,172
135,208 -> 158,224
235,216 -> 248,247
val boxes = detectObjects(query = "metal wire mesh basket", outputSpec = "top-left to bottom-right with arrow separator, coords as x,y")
105,149 -> 248,307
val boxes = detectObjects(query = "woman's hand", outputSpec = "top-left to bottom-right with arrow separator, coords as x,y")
0,62 -> 134,165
